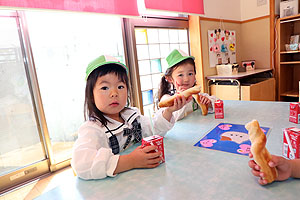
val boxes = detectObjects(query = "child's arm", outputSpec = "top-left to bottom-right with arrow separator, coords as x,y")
248,153 -> 300,185
72,123 -> 121,180
114,145 -> 162,174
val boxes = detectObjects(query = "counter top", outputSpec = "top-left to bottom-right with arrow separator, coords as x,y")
206,68 -> 272,80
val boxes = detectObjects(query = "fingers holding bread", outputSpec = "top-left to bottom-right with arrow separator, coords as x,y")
192,94 -> 208,116
245,120 -> 278,184
158,85 -> 201,108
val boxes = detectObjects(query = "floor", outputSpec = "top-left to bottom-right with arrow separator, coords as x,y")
0,166 -> 74,200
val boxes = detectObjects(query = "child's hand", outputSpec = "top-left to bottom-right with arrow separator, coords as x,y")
248,153 -> 292,185
162,95 -> 192,122
167,95 -> 192,113
129,145 -> 162,169
198,95 -> 212,107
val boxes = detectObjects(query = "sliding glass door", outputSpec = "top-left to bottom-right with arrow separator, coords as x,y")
0,9 -> 126,192
24,10 -> 125,166
0,11 -> 49,192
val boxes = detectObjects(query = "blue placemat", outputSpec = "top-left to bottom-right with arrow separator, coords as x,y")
194,123 -> 270,156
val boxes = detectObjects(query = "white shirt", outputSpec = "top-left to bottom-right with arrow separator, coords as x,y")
71,107 -> 174,180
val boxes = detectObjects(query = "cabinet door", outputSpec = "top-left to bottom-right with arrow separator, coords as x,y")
210,85 -> 239,100
241,78 -> 275,101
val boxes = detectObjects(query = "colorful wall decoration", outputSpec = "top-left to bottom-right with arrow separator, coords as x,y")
208,29 -> 236,67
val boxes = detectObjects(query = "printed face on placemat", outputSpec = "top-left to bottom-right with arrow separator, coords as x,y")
194,123 -> 270,156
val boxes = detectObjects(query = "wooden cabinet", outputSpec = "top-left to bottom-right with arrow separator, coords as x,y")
276,15 -> 300,102
209,78 -> 275,101
207,69 -> 275,101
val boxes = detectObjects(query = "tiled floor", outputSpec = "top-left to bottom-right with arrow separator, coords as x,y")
0,166 -> 74,200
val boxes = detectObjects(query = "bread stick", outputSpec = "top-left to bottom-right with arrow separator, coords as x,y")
192,94 -> 208,116
158,85 -> 201,108
245,120 -> 278,184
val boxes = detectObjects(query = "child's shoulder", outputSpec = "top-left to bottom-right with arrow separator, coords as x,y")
79,120 -> 104,132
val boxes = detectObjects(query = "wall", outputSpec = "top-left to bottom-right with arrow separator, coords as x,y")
202,0 -> 270,21
240,0 -> 269,21
196,0 -> 272,92
275,0 -> 280,15
202,0 -> 241,20
240,18 -> 270,69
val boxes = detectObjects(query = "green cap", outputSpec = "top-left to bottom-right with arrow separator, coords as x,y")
166,49 -> 195,69
85,55 -> 128,80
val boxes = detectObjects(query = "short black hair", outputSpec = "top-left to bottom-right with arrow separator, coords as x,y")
84,64 -> 130,125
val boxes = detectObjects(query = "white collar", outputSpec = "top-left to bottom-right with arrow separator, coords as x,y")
104,107 -> 139,135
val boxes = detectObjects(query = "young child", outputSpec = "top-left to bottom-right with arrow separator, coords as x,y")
157,49 -> 217,121
248,153 -> 300,185
71,55 -> 188,180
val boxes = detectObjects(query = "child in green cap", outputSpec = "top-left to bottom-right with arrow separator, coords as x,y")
72,55 -> 185,180
157,49 -> 217,121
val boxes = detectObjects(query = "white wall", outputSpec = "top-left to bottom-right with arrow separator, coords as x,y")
203,0 -> 271,21
202,0 -> 241,21
240,0 -> 269,20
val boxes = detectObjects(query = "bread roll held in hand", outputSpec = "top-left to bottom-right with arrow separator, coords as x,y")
158,85 -> 208,116
192,94 -> 208,116
245,120 -> 278,184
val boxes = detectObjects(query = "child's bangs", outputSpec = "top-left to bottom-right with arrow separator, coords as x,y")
97,64 -> 127,83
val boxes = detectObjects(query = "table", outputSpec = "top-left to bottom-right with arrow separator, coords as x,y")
206,69 -> 273,100
36,100 -> 300,200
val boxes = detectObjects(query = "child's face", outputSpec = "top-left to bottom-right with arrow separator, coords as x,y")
167,63 -> 196,93
93,73 -> 128,121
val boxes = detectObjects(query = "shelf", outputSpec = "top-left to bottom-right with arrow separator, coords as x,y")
280,14 -> 300,22
280,90 -> 299,98
277,15 -> 300,102
280,61 -> 300,64
280,50 -> 300,54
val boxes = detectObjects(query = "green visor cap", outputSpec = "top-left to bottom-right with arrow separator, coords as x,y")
85,55 -> 128,80
166,49 -> 195,69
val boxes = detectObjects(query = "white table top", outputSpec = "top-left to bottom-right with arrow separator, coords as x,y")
206,68 -> 272,80
37,100 -> 300,200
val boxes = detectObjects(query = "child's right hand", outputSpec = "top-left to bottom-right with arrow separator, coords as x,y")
166,95 -> 193,113
248,153 -> 292,185
129,145 -> 162,169
162,95 -> 192,122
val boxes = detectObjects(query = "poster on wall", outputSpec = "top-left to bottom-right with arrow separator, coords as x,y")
208,29 -> 236,67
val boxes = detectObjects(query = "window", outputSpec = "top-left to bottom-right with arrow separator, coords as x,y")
134,27 -> 189,116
